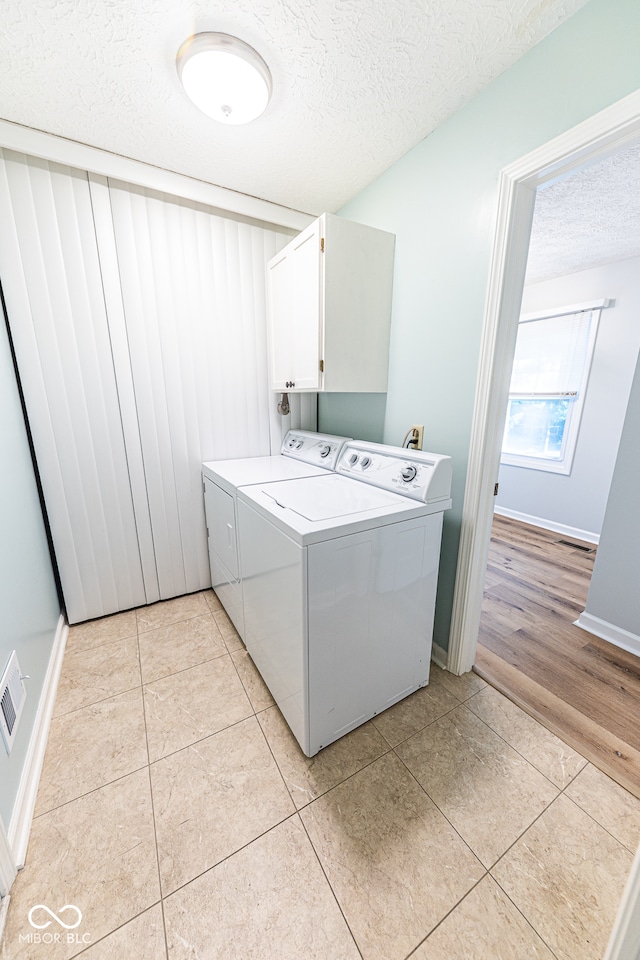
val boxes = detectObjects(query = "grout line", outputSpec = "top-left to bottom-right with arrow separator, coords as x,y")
391,741 -> 487,870
488,878 -> 563,960
456,699 -> 572,793
158,809 -> 301,901
33,762 -> 151,819
225,639 -> 260,714
140,647 -> 232,688
402,872 -> 489,960
64,629 -> 139,654
69,902 -> 164,959
148,711 -> 257,767
138,626 -> 171,960
380,699 -> 464,752
48,678 -> 144,721
297,813 -> 365,960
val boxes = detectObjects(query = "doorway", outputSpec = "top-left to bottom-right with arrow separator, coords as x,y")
447,90 -> 640,775
475,140 -> 640,795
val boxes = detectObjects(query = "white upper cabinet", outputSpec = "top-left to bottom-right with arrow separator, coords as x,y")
267,213 -> 395,392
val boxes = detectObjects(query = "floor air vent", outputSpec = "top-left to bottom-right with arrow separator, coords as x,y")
556,539 -> 595,553
0,652 -> 28,755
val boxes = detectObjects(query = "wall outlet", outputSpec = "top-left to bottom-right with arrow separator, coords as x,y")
411,425 -> 424,450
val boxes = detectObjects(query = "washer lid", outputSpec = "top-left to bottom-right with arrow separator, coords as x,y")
202,455 -> 328,491
260,474 -> 405,521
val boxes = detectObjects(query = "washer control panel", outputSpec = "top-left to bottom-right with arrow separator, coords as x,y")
281,430 -> 351,470
337,442 -> 452,503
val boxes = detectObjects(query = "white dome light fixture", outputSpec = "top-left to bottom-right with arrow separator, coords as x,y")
177,33 -> 272,126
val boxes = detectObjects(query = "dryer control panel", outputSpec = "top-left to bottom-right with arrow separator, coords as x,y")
337,442 -> 452,503
281,430 -> 351,470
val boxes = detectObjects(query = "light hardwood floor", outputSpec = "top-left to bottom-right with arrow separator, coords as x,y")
474,513 -> 640,799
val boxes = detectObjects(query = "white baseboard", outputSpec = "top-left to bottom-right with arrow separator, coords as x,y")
0,893 -> 10,943
431,642 -> 448,670
574,612 -> 640,658
7,615 -> 68,869
0,816 -> 16,899
494,506 -> 599,545
604,841 -> 640,960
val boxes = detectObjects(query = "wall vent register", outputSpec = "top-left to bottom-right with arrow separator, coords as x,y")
0,651 -> 28,755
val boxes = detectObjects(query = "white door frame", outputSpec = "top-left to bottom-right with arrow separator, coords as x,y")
447,87 -> 640,677
447,87 -> 640,960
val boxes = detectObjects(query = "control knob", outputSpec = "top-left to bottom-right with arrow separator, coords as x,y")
349,453 -> 359,465
401,464 -> 417,482
319,444 -> 331,458
360,456 -> 371,469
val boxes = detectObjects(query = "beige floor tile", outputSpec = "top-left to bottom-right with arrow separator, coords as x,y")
565,762 -> 640,853
492,794 -> 634,960
213,608 -> 244,652
138,613 -> 226,684
467,685 -> 587,788
151,716 -> 294,894
53,636 -> 141,717
231,647 -> 275,712
300,752 -> 484,960
35,688 -> 147,815
143,654 -> 253,761
75,905 -> 166,960
163,816 -> 360,960
203,588 -> 223,614
66,610 -> 138,652
136,592 -> 209,632
430,662 -> 487,700
2,769 -> 160,960
396,705 -> 558,867
257,705 -> 389,809
413,875 -> 555,960
372,682 -> 459,747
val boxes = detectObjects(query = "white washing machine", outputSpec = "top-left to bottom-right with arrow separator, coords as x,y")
202,431 -> 350,638
237,440 -> 453,756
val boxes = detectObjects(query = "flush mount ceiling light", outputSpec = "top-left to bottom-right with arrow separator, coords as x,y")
176,33 -> 272,125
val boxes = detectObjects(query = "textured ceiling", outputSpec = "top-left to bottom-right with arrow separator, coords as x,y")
526,142 -> 640,283
0,0 -> 588,214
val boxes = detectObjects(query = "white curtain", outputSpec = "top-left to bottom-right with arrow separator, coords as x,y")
104,180 -> 297,599
0,150 -> 146,622
0,150 -> 314,621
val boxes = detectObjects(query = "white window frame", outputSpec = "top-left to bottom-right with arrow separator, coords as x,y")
500,299 -> 609,475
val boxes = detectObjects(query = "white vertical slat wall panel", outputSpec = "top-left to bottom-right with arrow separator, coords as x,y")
0,150 -> 146,622
88,174 -> 160,605
107,181 -> 298,599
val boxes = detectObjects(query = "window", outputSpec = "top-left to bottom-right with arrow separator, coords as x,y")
501,300 -> 608,475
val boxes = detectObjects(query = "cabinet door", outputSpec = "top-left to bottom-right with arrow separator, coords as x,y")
267,247 -> 294,390
267,219 -> 322,391
289,223 -> 322,390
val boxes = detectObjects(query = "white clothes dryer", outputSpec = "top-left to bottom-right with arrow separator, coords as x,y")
202,431 -> 350,637
236,440 -> 453,756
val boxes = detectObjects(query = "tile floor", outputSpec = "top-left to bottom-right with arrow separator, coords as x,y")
2,589 -> 640,960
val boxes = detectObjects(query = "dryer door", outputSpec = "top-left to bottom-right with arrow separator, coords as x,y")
204,478 -> 239,580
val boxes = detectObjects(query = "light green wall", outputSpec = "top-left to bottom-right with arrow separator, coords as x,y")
318,393 -> 386,443
0,314 -> 60,829
319,0 -> 640,651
